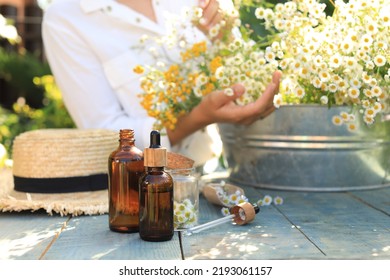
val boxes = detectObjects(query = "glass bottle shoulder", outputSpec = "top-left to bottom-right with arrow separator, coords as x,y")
109,146 -> 143,161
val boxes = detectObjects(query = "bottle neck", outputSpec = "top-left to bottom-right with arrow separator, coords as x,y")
119,138 -> 135,147
146,166 -> 165,173
119,129 -> 135,147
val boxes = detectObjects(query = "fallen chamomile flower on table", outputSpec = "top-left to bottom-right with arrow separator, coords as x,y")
257,195 -> 284,206
221,207 -> 231,217
274,196 -> 284,205
260,195 -> 273,206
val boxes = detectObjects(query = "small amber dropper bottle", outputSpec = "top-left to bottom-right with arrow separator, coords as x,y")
139,130 -> 174,241
108,129 -> 144,233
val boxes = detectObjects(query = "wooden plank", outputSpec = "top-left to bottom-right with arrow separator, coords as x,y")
41,214 -> 182,260
0,210 -> 69,260
349,187 -> 390,214
259,188 -> 390,259
181,189 -> 324,259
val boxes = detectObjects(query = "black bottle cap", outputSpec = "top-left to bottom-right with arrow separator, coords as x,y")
150,130 -> 161,148
144,130 -> 166,167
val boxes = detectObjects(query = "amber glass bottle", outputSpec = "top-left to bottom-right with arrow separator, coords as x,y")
108,129 -> 144,233
139,131 -> 174,241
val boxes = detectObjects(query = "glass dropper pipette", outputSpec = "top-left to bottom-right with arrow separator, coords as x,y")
180,202 -> 260,235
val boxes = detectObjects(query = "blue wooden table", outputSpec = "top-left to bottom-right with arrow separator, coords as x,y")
1,179 -> 390,260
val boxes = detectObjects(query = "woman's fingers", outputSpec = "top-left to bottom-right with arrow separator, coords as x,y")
207,84 -> 246,108
198,0 -> 220,31
229,71 -> 282,124
200,71 -> 282,125
272,70 -> 282,91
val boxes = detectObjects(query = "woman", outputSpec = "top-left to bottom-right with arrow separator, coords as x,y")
42,0 -> 281,167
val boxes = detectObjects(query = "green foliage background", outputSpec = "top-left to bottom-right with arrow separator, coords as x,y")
0,49 -> 75,160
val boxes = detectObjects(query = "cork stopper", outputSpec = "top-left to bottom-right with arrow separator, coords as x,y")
167,152 -> 195,169
144,131 -> 167,167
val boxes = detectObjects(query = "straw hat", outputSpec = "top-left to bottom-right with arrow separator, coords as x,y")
0,129 -> 118,216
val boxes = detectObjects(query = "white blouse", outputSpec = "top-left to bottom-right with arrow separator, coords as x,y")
42,0 -> 223,166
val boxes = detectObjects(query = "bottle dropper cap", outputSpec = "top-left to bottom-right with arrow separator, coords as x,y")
144,130 -> 167,167
230,202 -> 259,225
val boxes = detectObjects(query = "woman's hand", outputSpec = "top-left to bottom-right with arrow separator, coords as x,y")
197,0 -> 222,34
167,71 -> 282,146
196,71 -> 282,125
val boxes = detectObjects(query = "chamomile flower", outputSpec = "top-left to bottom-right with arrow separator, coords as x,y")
371,86 -> 382,97
313,55 -> 323,67
347,122 -> 358,132
347,87 -> 360,99
219,77 -> 231,87
254,7 -> 265,19
365,108 -> 376,118
195,74 -> 208,87
373,102 -> 383,113
273,94 -> 283,108
215,67 -> 225,79
312,77 -> 323,89
379,6 -> 390,26
362,99 -> 371,108
274,196 -> 284,205
224,88 -> 234,96
262,195 -> 273,206
328,83 -> 338,93
320,95 -> 329,104
299,67 -> 310,78
193,87 -> 203,98
209,25 -> 220,38
340,39 -> 355,54
363,115 -> 375,125
340,112 -> 350,121
362,72 -> 372,84
329,54 -> 343,68
256,199 -> 264,206
294,86 -> 305,99
319,71 -> 331,82
332,115 -> 343,126
221,207 -> 230,217
350,78 -> 361,88
265,49 -> 276,62
373,55 -> 386,67
228,192 -> 240,205
189,6 -> 203,21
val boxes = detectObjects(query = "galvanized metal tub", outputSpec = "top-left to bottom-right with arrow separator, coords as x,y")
218,105 -> 390,192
